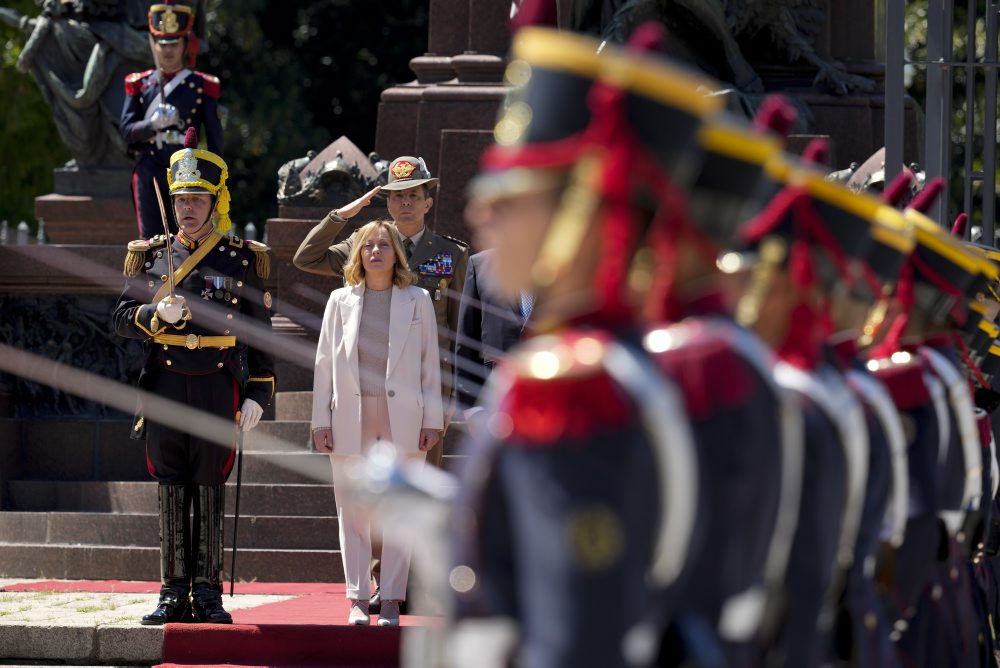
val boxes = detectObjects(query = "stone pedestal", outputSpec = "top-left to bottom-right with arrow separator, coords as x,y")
34,168 -> 136,246
375,0 -> 510,245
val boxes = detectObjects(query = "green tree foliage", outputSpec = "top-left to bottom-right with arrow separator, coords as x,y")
904,0 -> 995,236
200,0 -> 428,231
0,0 -> 70,230
0,0 -> 428,232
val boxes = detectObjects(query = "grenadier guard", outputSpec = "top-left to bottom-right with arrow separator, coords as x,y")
113,128 -> 274,625
824,199 -> 914,668
635,103 -> 805,665
732,145 -> 881,668
864,198 -> 991,666
449,23 -> 706,667
121,2 -> 222,239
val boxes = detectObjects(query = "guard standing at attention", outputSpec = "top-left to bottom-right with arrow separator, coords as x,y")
121,2 -> 222,239
113,128 -> 274,625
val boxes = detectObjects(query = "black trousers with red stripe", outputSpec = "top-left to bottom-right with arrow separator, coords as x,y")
144,368 -> 239,486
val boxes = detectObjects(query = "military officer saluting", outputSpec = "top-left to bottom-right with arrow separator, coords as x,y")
113,128 -> 274,625
121,1 -> 222,239
292,156 -> 469,468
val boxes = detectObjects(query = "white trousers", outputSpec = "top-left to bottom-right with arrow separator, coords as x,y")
330,395 -> 424,601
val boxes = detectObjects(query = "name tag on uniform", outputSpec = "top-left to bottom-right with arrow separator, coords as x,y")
418,252 -> 454,277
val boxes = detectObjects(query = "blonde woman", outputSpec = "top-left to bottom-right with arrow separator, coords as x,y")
311,220 -> 443,626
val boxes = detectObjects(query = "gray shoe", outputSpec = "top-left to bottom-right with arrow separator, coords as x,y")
377,599 -> 400,627
348,599 -> 370,626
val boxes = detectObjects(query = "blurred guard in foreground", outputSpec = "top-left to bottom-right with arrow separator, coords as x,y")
113,129 -> 274,625
450,23 -> 709,667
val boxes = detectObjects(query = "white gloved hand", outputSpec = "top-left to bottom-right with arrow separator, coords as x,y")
150,104 -> 180,130
155,295 -> 187,324
239,398 -> 263,431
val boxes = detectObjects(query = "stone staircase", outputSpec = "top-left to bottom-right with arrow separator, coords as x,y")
0,391 -> 345,582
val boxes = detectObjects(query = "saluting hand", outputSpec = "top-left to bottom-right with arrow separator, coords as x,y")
313,428 -> 334,453
334,186 -> 382,220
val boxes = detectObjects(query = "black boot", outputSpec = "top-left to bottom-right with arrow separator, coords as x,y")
142,485 -> 191,625
141,587 -> 192,625
191,585 -> 232,623
191,485 -> 232,623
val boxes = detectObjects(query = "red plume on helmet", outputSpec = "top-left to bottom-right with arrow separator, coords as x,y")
509,0 -> 558,30
183,127 -> 198,149
906,176 -> 944,214
800,138 -> 829,167
881,171 -> 914,207
752,95 -> 797,139
951,213 -> 968,238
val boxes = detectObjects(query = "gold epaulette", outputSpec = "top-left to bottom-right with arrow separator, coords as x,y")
246,240 -> 271,279
123,235 -> 167,277
510,332 -> 609,380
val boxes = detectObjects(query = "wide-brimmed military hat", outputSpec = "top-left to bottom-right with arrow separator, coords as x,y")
380,157 -> 439,191
148,3 -> 195,44
167,128 -> 232,233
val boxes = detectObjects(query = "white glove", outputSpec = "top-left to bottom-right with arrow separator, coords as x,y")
155,295 -> 187,324
150,104 -> 180,130
239,398 -> 263,431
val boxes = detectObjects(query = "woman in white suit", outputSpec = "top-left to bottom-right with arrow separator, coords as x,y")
311,220 -> 443,626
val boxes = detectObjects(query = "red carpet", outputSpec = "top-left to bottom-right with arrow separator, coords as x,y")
2,580 -> 439,666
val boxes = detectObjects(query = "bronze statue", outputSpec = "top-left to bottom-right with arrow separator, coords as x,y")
0,1 -> 206,169
585,0 -> 875,95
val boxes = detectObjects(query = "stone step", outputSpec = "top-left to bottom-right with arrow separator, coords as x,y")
0,512 -> 340,550
275,390 -> 313,422
242,451 -> 333,485
5,481 -> 335,516
0,543 -> 344,582
244,420 -> 312,452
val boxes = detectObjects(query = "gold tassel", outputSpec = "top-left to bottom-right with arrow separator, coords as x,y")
215,185 -> 232,234
253,247 -> 270,279
124,249 -> 145,277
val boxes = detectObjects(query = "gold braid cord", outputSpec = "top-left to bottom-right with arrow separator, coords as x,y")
247,241 -> 271,279
124,249 -> 145,277
123,236 -> 165,277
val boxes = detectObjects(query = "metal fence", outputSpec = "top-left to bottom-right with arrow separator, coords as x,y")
885,0 -> 999,241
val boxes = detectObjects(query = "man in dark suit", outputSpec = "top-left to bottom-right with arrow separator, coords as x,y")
454,249 -> 528,436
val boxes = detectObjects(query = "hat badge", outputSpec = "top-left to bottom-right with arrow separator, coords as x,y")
392,161 -> 417,180
160,8 -> 180,34
175,150 -> 201,182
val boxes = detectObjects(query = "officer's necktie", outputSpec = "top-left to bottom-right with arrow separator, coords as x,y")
404,238 -> 415,260
519,291 -> 535,320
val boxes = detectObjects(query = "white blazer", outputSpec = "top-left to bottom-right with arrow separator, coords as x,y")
311,283 -> 444,456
